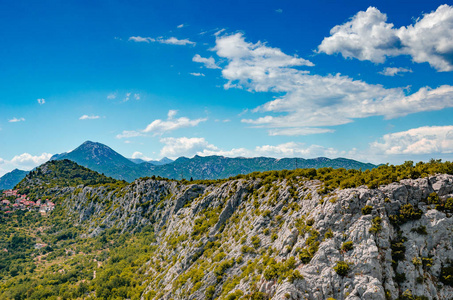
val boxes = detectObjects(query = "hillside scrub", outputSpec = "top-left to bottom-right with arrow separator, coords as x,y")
2,159 -> 453,299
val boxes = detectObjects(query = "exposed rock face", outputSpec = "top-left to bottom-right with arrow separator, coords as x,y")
61,174 -> 453,299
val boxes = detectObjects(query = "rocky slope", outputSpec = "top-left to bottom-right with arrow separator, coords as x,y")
31,164 -> 453,299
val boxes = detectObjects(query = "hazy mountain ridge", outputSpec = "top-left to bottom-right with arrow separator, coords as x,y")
0,169 -> 28,190
50,141 -> 378,182
3,160 -> 453,299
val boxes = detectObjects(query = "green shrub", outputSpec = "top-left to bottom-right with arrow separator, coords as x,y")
251,236 -> 261,248
205,286 -> 216,299
333,261 -> 350,276
389,204 -> 422,226
369,216 -> 382,233
287,269 -> 304,283
361,205 -> 373,215
411,225 -> 427,235
341,241 -> 354,252
324,228 -> 333,239
440,266 -> 453,286
427,192 -> 440,204
394,272 -> 406,283
412,257 -> 422,266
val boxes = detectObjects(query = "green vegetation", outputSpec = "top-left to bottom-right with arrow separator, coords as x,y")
369,216 -> 382,234
361,205 -> 373,215
333,261 -> 350,276
2,159 -> 453,299
389,204 -> 422,226
341,241 -> 354,252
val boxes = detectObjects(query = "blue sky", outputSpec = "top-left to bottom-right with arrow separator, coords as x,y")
1,0 -> 453,175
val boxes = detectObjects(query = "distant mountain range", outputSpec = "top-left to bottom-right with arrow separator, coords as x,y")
0,140 -> 379,188
0,169 -> 28,190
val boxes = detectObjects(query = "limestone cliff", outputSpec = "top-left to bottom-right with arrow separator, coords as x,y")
55,172 -> 453,300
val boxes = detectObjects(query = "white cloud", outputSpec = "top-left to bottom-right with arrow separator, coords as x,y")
79,115 -> 100,120
318,5 -> 453,71
129,36 -> 195,46
276,9 -> 283,13
370,126 -> 453,155
212,33 -> 453,135
143,115 -> 207,135
168,110 -> 178,119
158,37 -> 195,46
267,127 -> 335,136
190,72 -> 205,77
116,110 -> 207,138
160,137 -> 218,157
131,151 -> 153,161
0,153 -> 52,176
129,36 -> 154,43
379,67 -> 412,76
134,93 -> 140,100
177,24 -> 184,28
124,92 -> 131,102
9,117 -> 25,123
158,137 -> 343,159
107,93 -> 117,100
37,98 -> 45,105
116,130 -> 144,139
193,54 -> 221,69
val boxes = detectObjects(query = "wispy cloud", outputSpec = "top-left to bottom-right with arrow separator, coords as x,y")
190,72 -> 205,77
379,67 -> 413,76
116,110 -> 207,138
128,36 -> 153,43
37,98 -> 45,105
177,24 -> 184,29
107,93 -> 117,100
276,9 -> 283,13
79,115 -> 100,120
129,36 -> 195,46
9,117 -> 25,123
193,54 -> 221,69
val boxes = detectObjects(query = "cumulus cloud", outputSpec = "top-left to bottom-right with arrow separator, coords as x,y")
379,67 -> 412,76
0,153 -> 52,176
131,151 -> 153,161
79,115 -> 100,120
129,36 -> 195,46
190,72 -> 205,77
9,117 -> 25,123
318,5 -> 453,71
160,137 -> 218,157
158,137 -> 344,159
37,98 -> 45,105
212,33 -> 453,135
116,110 -> 207,139
370,126 -> 453,155
143,114 -> 207,135
193,54 -> 221,69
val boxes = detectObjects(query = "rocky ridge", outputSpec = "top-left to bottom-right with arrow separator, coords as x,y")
52,170 -> 453,299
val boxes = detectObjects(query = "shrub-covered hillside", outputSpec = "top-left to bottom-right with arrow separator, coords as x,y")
2,160 -> 453,299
